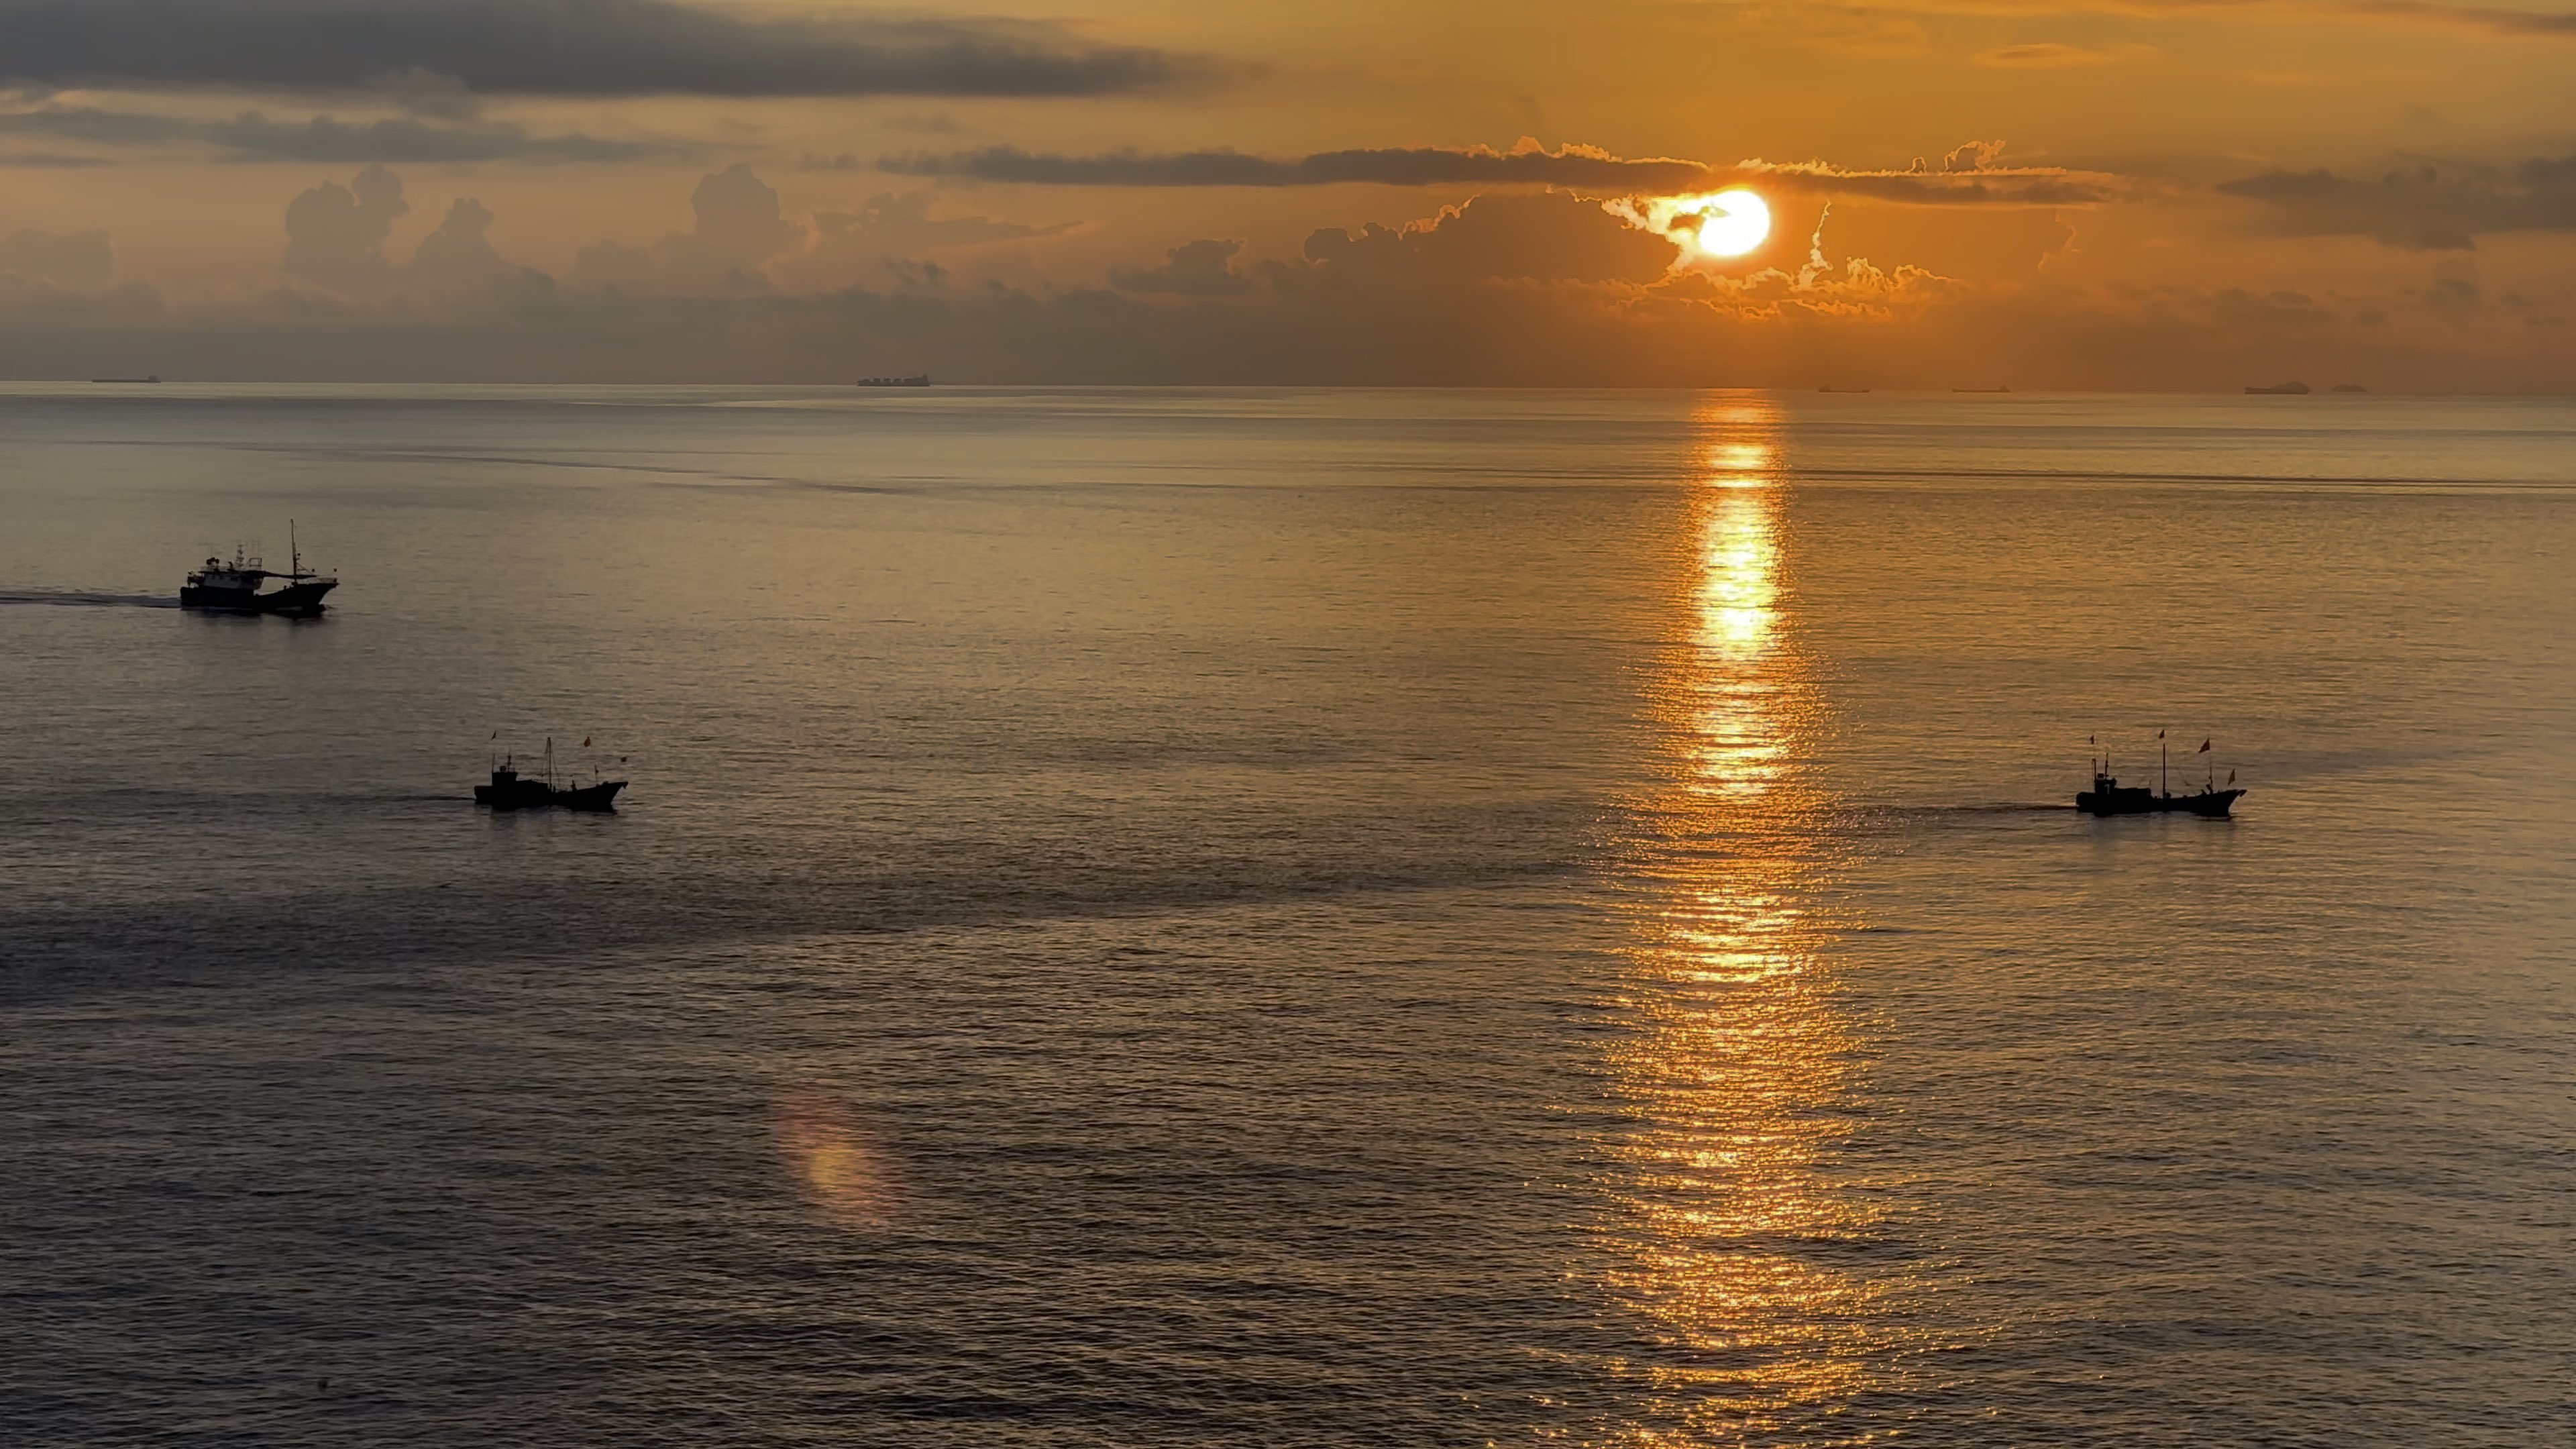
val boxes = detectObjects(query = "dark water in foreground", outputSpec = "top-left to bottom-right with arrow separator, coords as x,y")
2,386 -> 2570,1446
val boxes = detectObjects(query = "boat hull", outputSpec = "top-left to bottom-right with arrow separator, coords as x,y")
476,778 -> 626,812
180,578 -> 337,616
2078,786 -> 2245,818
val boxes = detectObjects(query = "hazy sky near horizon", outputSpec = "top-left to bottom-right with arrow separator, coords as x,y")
2,0 -> 2572,386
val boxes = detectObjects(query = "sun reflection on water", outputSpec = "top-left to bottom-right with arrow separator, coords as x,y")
1592,397 -> 1890,1444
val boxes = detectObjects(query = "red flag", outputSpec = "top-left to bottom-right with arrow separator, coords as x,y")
582,737 -> 592,748
2198,738 -> 2211,753
2157,729 -> 2165,739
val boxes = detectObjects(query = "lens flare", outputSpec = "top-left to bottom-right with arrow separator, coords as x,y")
773,1089 -> 899,1230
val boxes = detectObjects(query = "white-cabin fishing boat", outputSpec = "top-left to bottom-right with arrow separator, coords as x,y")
180,524 -> 336,615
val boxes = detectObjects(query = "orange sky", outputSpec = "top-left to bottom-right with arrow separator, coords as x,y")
1,0 -> 2570,386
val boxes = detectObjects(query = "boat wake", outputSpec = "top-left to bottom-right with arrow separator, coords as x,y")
0,588 -> 178,608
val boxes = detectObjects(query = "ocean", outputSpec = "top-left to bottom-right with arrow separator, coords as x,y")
3,385 -> 2569,1446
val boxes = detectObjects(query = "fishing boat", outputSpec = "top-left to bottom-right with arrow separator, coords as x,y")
476,737 -> 626,812
180,522 -> 336,614
2078,732 -> 2245,817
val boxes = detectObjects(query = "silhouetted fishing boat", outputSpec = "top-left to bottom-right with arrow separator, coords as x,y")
179,522 -> 336,615
2078,732 -> 2244,817
476,737 -> 625,812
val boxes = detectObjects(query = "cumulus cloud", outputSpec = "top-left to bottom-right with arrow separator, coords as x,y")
775,191 -> 1072,292
0,0 -> 1187,98
883,138 -> 2124,206
2219,154 -> 2576,248
279,165 -> 540,301
1300,192 -> 1678,285
283,163 -> 410,292
566,164 -> 802,295
1111,239 -> 1254,295
5,168 -> 2568,392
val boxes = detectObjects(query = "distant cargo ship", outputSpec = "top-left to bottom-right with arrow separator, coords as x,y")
2245,380 -> 2310,394
92,374 -> 160,384
855,374 -> 930,388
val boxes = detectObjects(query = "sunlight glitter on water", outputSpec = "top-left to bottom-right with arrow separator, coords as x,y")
1594,398 -> 1897,1444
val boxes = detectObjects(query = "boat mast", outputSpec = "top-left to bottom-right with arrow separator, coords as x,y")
290,519 -> 299,578
2159,730 -> 2168,796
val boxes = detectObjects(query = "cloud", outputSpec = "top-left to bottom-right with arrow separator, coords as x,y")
1972,42 -> 2146,65
884,138 -> 2125,206
2218,154 -> 2576,248
1737,0 -> 2576,39
881,140 -> 1714,190
572,164 -> 1063,297
0,227 -> 113,288
1741,145 -> 2127,206
8,171 -> 2571,392
1299,192 -> 1679,285
203,113 -> 683,164
0,150 -> 109,168
0,0 -> 1187,98
0,103 -> 684,163
278,164 -> 541,301
1111,239 -> 1255,295
774,189 -> 1070,292
283,163 -> 409,292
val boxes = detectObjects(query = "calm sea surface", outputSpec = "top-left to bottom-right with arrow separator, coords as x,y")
2,386 -> 2570,1446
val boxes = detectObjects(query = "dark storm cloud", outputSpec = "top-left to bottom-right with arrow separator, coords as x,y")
2219,155 -> 2576,249
880,144 -> 1714,190
0,0 -> 1185,98
0,105 -> 683,163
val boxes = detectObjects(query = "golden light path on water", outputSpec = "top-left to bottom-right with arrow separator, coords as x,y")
1592,397 -> 1894,1446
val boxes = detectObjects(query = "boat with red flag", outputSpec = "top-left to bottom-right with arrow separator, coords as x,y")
476,736 -> 626,812
2078,731 -> 2244,817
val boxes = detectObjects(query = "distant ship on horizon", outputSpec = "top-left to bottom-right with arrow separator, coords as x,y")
855,374 -> 930,388
2245,380 -> 2310,394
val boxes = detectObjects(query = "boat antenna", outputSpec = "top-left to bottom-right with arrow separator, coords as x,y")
2159,729 -> 2168,798
290,518 -> 299,578
545,736 -> 555,790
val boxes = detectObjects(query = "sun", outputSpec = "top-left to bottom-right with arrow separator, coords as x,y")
1694,189 -> 1772,258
